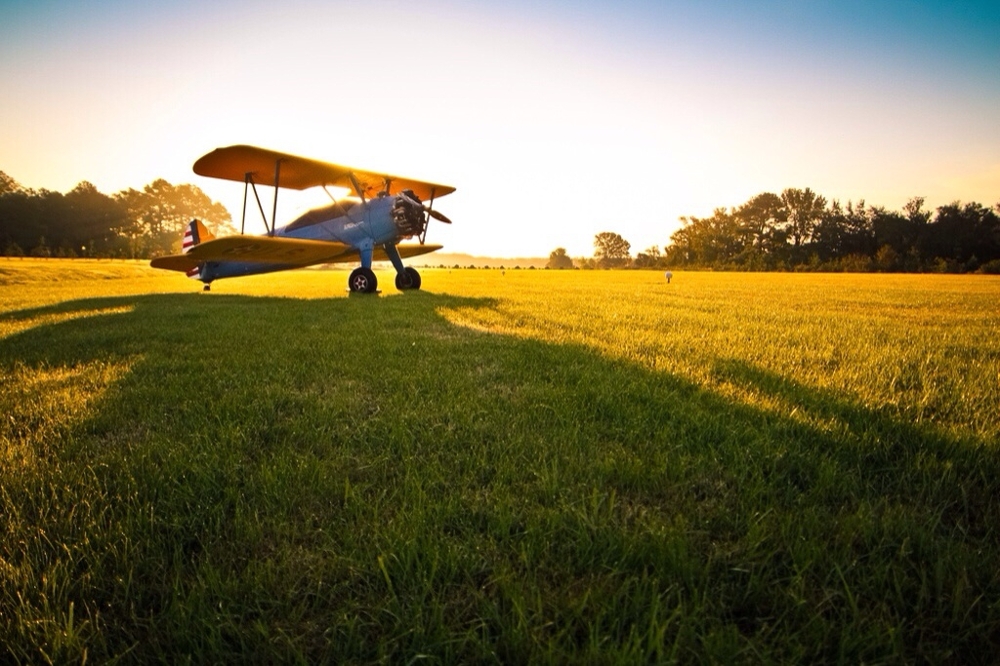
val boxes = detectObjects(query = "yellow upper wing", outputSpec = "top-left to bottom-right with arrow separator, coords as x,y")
193,145 -> 456,202
150,236 -> 442,272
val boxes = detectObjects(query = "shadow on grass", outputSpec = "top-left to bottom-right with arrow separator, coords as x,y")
2,291 -> 999,663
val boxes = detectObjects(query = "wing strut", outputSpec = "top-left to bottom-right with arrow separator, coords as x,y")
241,176 -> 249,235
270,158 -> 282,237
420,187 -> 437,244
244,173 -> 272,235
239,165 -> 283,236
348,173 -> 366,205
322,186 -> 353,218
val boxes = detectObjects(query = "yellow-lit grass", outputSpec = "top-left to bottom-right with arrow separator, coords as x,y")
0,357 -> 133,661
1,361 -> 132,470
436,270 -> 1000,442
4,260 -> 997,440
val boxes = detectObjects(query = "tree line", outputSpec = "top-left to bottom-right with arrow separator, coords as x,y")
548,188 -> 1000,273
0,171 -> 234,258
5,171 -> 996,274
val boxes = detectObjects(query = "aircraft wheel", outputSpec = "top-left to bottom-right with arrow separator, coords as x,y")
395,266 -> 422,291
349,267 -> 378,293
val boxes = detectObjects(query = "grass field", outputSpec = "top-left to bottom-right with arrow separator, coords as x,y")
2,258 -> 999,663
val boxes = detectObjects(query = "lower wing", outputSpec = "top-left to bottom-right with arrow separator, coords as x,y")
151,236 -> 353,272
151,237 -> 442,272
378,243 -> 443,260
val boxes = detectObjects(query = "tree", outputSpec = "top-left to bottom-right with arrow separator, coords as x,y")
633,245 -> 663,268
665,186 -> 998,272
781,187 -> 827,251
921,201 -> 1000,265
0,189 -> 59,257
666,209 -> 746,268
62,181 -> 129,256
30,236 -> 51,257
116,179 -> 234,257
813,200 -> 875,262
0,171 -> 22,196
871,206 -> 914,259
547,247 -> 574,269
1,181 -> 132,258
735,192 -> 785,262
874,244 -> 900,272
593,232 -> 631,268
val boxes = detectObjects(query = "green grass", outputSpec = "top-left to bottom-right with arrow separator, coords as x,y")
2,259 -> 999,663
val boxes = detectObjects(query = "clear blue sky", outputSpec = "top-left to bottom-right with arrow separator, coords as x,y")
2,0 -> 998,257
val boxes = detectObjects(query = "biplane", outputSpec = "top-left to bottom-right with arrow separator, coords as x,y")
150,145 -> 455,293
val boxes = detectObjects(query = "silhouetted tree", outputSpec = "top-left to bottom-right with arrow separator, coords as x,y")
547,247 -> 574,269
633,245 -> 663,268
30,235 -> 51,257
734,192 -> 785,266
780,187 -> 827,254
919,201 -> 1000,266
0,171 -> 21,196
593,232 -> 631,268
812,200 -> 875,262
0,188 -> 58,255
0,175 -> 234,259
116,180 -> 234,257
667,208 -> 754,268
58,181 -> 129,256
666,188 -> 1000,273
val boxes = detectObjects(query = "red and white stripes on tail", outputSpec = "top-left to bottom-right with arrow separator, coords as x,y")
182,227 -> 197,253
182,219 -> 217,253
182,219 -> 215,279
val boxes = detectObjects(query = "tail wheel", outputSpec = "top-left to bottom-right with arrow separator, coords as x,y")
395,266 -> 422,291
349,267 -> 378,293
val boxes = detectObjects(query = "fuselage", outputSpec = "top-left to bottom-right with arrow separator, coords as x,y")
200,194 -> 419,282
279,196 -> 396,245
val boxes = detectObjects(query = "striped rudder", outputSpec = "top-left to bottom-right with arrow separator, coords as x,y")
182,220 -> 215,280
182,219 -> 215,254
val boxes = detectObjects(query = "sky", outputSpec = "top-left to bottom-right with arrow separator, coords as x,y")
2,0 -> 998,258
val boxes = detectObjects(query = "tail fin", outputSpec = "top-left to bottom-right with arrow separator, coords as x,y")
182,219 -> 215,280
182,219 -> 215,254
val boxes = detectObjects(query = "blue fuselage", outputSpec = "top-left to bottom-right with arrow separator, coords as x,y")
278,197 -> 396,246
201,196 -> 406,281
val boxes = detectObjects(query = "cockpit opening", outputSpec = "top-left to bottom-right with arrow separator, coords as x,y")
283,199 -> 360,232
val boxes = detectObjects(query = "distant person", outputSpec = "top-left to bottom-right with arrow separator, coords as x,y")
665,271 -> 673,284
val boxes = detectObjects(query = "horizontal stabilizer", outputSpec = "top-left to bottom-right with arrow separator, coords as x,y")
151,254 -> 201,272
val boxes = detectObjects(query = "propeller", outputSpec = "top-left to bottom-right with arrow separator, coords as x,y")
426,207 -> 452,225
399,191 -> 452,224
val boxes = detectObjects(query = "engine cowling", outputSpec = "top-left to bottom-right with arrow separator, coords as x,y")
391,190 -> 426,238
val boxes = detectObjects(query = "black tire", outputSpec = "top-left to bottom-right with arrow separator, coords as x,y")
349,267 -> 378,293
395,266 -> 422,291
